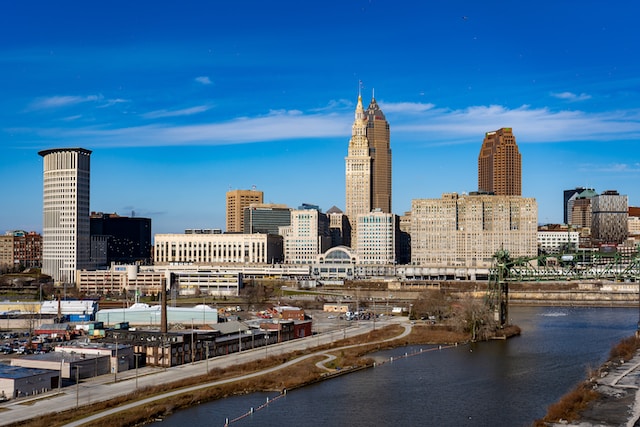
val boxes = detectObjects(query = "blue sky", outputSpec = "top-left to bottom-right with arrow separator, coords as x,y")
1,1 -> 639,234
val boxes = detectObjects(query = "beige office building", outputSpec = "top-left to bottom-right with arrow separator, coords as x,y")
345,93 -> 391,248
0,235 -> 12,269
478,128 -> 521,196
411,193 -> 537,267
226,189 -> 263,233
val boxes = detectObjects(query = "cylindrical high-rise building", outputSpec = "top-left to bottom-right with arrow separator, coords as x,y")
39,148 -> 92,284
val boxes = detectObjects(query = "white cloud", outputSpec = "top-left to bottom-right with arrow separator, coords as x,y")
195,76 -> 212,85
550,92 -> 592,102
99,98 -> 130,108
390,104 -> 640,145
16,100 -> 640,150
580,162 -> 640,173
142,105 -> 212,119
379,101 -> 436,114
38,110 -> 347,147
28,94 -> 103,110
310,99 -> 353,112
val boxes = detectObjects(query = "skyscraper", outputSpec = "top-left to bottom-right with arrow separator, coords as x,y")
478,128 -> 521,196
243,203 -> 291,234
366,96 -> 392,213
345,92 -> 391,247
563,187 -> 586,225
226,188 -> 263,233
591,190 -> 628,245
90,212 -> 152,266
39,148 -> 92,284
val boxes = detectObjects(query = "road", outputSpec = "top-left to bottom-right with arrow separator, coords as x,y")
0,317 -> 409,427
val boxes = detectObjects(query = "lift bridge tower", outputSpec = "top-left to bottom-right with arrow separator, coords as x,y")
487,249 -> 512,327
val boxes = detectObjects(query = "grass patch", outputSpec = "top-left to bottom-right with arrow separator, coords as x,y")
609,335 -> 640,362
534,382 -> 600,426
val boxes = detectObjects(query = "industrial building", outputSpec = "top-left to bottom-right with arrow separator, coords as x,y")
0,365 -> 60,400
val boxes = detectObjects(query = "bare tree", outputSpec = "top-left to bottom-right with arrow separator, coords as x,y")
451,295 -> 496,341
20,302 -> 40,349
412,289 -> 450,320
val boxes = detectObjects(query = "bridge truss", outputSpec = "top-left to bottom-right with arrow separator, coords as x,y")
487,250 -> 640,327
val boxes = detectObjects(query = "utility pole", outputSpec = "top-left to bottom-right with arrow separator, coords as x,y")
114,334 -> 118,383
75,366 -> 80,408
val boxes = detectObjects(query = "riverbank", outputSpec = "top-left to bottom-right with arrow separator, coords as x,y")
4,322 -> 478,427
535,335 -> 640,427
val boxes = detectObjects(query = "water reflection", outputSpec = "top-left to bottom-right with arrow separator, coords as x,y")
154,306 -> 637,427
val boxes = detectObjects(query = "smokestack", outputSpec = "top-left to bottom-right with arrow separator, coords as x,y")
161,276 -> 168,334
56,295 -> 62,323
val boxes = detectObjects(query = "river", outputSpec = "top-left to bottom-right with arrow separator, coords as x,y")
153,306 -> 638,427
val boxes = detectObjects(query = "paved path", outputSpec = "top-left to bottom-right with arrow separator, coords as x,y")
0,318 -> 408,427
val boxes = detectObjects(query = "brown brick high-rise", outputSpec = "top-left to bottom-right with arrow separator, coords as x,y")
226,189 -> 263,233
478,128 -> 521,196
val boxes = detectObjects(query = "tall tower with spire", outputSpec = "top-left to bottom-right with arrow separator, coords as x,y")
345,89 -> 392,248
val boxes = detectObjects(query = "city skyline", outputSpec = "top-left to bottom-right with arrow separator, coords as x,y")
1,2 -> 639,234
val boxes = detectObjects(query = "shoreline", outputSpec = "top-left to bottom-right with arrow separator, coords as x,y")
3,322 -> 476,427
535,335 -> 640,427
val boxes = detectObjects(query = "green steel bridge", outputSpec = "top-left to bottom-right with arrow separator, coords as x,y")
487,249 -> 640,327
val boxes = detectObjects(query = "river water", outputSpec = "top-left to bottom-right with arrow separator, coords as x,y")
153,306 -> 638,427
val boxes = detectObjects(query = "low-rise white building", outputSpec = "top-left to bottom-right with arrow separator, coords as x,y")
537,230 -> 580,254
154,232 -> 283,264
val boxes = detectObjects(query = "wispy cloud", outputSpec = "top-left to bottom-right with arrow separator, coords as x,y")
550,91 -> 592,102
142,105 -> 213,119
580,162 -> 640,173
13,101 -> 640,150
29,110 -> 347,147
28,94 -> 103,110
384,102 -> 640,145
380,101 -> 436,114
310,99 -> 353,112
62,115 -> 82,121
99,98 -> 130,108
195,76 -> 212,85
27,94 -> 129,112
